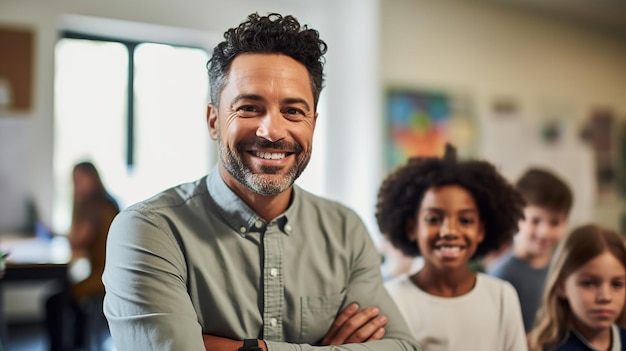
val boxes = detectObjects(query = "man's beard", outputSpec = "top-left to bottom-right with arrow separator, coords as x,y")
217,136 -> 311,196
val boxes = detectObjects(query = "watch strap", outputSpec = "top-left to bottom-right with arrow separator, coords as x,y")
243,339 -> 258,348
238,338 -> 261,351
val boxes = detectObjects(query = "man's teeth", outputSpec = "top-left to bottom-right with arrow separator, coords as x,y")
439,246 -> 461,253
254,151 -> 286,160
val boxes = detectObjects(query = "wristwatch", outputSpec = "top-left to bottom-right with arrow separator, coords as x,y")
238,339 -> 262,351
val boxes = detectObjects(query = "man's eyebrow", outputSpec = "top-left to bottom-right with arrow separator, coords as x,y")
230,94 -> 266,106
283,97 -> 311,112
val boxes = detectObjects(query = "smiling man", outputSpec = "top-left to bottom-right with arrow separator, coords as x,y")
102,13 -> 419,351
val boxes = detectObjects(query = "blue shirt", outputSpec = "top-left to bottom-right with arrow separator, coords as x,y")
552,325 -> 625,351
487,251 -> 549,331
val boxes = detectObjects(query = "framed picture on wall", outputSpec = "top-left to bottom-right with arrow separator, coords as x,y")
384,88 -> 476,170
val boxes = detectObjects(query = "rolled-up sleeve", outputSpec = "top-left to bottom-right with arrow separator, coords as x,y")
103,207 -> 205,351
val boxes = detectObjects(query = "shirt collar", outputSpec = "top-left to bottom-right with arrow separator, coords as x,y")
206,166 -> 294,236
611,324 -> 621,351
570,325 -> 622,351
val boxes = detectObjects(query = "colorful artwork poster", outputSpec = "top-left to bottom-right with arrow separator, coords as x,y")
385,88 -> 472,170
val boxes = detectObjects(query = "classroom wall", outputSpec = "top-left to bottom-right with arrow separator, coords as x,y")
7,0 -> 623,246
381,0 -> 626,231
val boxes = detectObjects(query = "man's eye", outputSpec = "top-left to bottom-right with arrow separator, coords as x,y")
284,107 -> 304,116
613,281 -> 625,289
236,105 -> 260,117
239,105 -> 257,112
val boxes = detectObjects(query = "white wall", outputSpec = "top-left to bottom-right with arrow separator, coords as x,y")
381,0 -> 626,231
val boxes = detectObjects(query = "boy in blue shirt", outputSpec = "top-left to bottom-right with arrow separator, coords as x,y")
488,168 -> 573,332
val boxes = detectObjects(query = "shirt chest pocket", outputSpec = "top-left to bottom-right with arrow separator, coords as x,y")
299,290 -> 347,344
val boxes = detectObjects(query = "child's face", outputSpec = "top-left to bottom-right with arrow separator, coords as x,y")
558,251 -> 626,332
516,205 -> 567,259
408,185 -> 484,271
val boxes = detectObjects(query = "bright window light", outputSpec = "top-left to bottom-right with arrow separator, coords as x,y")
53,37 -> 210,233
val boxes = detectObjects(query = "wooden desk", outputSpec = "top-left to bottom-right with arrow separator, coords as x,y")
0,235 -> 71,345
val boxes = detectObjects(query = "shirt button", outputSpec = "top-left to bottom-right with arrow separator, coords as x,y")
239,226 -> 247,233
254,220 -> 263,228
285,224 -> 292,232
270,318 -> 277,327
270,268 -> 278,277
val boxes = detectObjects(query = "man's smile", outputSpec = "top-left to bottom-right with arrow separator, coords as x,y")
252,151 -> 288,160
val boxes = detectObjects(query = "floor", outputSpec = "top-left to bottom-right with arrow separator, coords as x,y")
5,322 -> 46,351
4,321 -> 115,351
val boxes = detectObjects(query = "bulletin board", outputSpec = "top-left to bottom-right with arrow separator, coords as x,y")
0,26 -> 34,112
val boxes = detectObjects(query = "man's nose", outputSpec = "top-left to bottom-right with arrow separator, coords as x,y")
256,109 -> 287,142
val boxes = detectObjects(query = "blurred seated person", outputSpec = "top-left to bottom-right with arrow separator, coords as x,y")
45,161 -> 119,351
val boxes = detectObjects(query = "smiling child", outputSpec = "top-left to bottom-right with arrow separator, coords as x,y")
377,144 -> 527,351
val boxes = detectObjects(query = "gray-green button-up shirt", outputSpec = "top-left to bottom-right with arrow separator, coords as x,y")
103,168 -> 420,351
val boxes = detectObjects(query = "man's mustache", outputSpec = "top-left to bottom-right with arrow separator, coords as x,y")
237,139 -> 303,153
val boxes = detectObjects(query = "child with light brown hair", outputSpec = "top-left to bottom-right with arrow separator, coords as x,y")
528,224 -> 626,351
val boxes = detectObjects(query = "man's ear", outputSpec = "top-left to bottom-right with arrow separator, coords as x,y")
406,217 -> 417,242
207,103 -> 218,141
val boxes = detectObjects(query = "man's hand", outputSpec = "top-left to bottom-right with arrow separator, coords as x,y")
202,304 -> 387,350
321,303 -> 388,345
202,335 -> 267,351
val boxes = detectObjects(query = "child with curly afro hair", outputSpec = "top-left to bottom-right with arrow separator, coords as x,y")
377,143 -> 527,351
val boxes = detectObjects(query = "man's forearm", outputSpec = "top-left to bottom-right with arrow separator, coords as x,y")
264,338 -> 419,351
202,334 -> 419,351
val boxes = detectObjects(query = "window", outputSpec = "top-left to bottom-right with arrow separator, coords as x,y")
53,35 -> 210,232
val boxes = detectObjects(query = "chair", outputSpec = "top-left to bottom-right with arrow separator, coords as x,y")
81,294 -> 111,351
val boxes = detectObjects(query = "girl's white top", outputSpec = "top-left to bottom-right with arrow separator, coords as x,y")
385,272 -> 528,351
